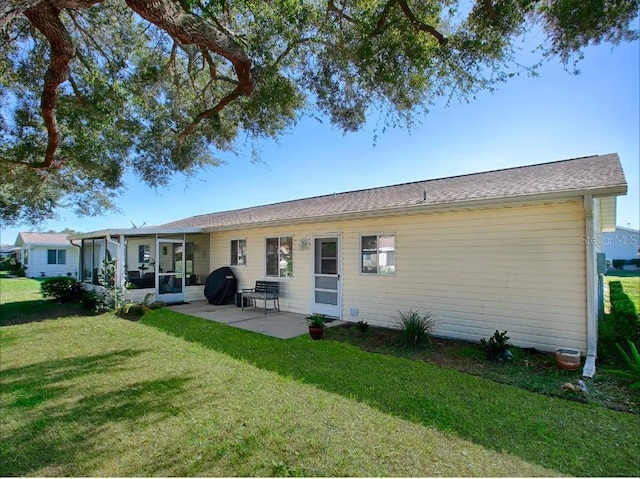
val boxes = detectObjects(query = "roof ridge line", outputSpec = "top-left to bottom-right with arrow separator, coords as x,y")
168,153 -> 616,224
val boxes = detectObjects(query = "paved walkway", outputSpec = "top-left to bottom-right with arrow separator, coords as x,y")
166,301 -> 346,339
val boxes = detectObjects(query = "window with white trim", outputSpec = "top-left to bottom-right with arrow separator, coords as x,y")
361,234 -> 395,274
266,236 -> 293,277
230,239 -> 247,265
138,244 -> 150,264
47,249 -> 67,265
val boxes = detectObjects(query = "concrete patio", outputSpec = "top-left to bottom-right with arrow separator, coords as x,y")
166,301 -> 347,339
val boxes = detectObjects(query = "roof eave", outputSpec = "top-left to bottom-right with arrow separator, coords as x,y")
67,227 -> 204,240
21,242 -> 73,247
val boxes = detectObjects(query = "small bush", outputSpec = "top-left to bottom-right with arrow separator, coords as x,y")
80,290 -> 108,314
40,277 -> 84,303
117,294 -> 164,320
394,309 -> 436,350
0,258 -> 26,276
603,341 -> 640,390
599,281 -> 639,364
480,330 -> 511,360
357,320 -> 369,333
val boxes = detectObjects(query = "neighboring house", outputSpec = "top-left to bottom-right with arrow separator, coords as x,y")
68,153 -> 628,377
602,226 -> 640,269
15,232 -> 80,279
0,245 -> 19,259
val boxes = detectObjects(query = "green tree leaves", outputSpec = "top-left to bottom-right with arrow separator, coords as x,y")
1,0 -> 638,225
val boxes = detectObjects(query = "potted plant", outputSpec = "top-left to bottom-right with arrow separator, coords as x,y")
306,313 -> 326,340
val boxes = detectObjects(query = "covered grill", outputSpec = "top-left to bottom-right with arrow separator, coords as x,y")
204,267 -> 237,305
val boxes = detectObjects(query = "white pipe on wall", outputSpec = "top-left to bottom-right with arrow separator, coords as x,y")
583,195 -> 597,378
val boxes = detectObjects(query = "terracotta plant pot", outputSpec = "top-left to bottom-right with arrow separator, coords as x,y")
555,348 -> 581,370
308,327 -> 324,340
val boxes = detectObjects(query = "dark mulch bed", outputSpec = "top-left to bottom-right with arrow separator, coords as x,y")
324,323 -> 639,414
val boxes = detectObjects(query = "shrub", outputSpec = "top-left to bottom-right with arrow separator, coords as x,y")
357,320 -> 369,333
603,341 -> 640,390
394,309 -> 436,350
0,258 -> 26,276
40,277 -> 84,303
480,330 -> 511,360
117,294 -> 164,320
599,281 -> 640,364
80,290 -> 109,314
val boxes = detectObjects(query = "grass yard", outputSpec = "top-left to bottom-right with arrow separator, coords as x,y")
0,277 -> 85,326
606,272 -> 640,311
1,278 -> 639,477
325,325 -> 640,414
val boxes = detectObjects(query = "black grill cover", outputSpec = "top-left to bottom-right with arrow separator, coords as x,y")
204,267 -> 237,305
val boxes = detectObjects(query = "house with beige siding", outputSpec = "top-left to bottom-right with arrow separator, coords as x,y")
15,232 -> 80,279
69,153 -> 627,376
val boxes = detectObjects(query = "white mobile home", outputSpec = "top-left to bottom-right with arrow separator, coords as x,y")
70,154 -> 628,377
15,232 -> 80,279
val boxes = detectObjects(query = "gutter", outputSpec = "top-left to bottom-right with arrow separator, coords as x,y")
582,195 -> 597,378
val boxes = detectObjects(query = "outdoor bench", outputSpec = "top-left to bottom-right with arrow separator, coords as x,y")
242,281 -> 280,314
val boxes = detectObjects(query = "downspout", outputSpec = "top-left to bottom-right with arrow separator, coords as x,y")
583,195 -> 597,378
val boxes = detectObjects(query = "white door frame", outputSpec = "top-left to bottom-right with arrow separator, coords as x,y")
311,234 -> 342,318
156,237 -> 185,303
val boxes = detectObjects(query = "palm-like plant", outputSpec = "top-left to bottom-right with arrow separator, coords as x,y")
306,314 -> 326,328
604,341 -> 640,390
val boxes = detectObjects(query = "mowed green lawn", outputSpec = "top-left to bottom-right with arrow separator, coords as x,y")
1,278 -> 639,477
606,273 -> 640,311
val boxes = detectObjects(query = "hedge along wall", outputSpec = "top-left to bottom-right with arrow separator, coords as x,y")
599,281 -> 640,364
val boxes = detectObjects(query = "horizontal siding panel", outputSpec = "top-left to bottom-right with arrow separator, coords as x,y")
207,200 -> 588,352
350,282 -> 586,303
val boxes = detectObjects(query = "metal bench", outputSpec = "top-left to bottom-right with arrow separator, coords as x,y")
241,280 -> 280,314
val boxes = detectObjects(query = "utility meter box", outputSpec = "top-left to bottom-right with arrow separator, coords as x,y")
596,253 -> 606,275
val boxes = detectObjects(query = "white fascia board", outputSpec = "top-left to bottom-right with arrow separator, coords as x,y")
21,242 -> 73,247
67,227 -> 203,240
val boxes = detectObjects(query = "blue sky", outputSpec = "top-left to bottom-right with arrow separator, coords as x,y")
1,35 -> 639,245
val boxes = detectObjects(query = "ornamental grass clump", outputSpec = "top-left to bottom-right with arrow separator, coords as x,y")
394,309 -> 436,350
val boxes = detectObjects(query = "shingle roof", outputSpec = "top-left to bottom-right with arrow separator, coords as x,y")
15,232 -> 73,247
160,153 -> 627,230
